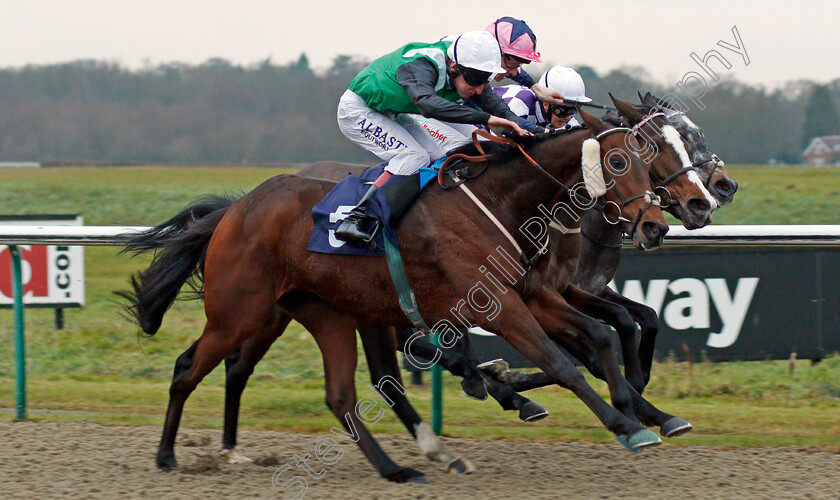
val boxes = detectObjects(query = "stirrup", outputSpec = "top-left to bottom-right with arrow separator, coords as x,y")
336,217 -> 380,250
362,219 -> 380,250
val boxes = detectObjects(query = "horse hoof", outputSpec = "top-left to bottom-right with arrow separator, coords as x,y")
446,458 -> 476,475
617,429 -> 662,452
519,401 -> 549,422
476,358 -> 509,380
460,378 -> 488,401
220,447 -> 254,465
661,417 -> 693,438
387,467 -> 427,484
156,455 -> 178,471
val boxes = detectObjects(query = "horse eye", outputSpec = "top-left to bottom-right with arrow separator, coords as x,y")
648,143 -> 659,153
610,156 -> 624,168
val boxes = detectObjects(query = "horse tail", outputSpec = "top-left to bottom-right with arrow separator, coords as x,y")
116,194 -> 239,336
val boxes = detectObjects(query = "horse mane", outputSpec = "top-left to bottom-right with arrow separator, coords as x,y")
601,111 -> 625,127
444,126 -> 588,164
446,138 -> 514,159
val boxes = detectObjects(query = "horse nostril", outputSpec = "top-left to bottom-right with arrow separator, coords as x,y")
715,179 -> 738,196
688,198 -> 711,215
642,221 -> 668,241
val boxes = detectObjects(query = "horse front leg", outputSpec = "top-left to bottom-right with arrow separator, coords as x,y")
446,327 -> 549,422
360,325 -> 475,474
525,287 -> 637,422
470,289 -> 658,451
563,285 -> 645,394
599,286 -> 660,392
551,334 -> 693,438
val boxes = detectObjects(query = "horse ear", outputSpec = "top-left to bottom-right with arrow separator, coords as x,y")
610,93 -> 644,125
579,108 -> 608,135
637,90 -> 645,104
642,92 -> 660,109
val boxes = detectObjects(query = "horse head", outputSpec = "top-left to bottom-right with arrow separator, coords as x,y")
611,94 -> 717,229
578,109 -> 668,251
641,92 -> 738,206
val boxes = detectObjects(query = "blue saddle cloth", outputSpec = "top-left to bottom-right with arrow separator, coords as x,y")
307,160 -> 443,256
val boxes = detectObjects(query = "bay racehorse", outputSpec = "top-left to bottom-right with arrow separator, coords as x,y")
193,95 -> 713,463
120,109 -> 683,482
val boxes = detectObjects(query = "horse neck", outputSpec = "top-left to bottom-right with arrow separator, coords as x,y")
472,130 -> 590,224
581,207 -> 624,250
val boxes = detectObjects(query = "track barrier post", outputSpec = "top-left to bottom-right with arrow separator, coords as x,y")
431,328 -> 443,435
10,245 -> 27,421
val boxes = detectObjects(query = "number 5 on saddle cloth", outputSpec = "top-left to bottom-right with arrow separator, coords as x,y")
307,160 -> 444,257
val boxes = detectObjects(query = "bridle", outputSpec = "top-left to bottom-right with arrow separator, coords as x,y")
657,109 -> 727,196
592,125 -> 660,240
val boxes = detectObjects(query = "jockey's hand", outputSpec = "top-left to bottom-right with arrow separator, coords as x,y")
488,116 -> 532,137
531,84 -> 564,105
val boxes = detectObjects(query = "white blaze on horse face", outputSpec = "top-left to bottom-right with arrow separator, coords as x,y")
662,125 -> 718,209
679,114 -> 701,133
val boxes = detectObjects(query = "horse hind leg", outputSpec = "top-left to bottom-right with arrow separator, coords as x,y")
220,307 -> 292,464
285,297 -> 425,483
448,328 -> 549,422
157,323 -> 253,470
157,339 -> 199,470
360,325 -> 474,475
396,326 -> 487,401
398,326 -> 547,422
157,291 -> 277,470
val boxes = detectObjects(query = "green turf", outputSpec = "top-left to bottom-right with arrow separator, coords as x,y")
0,165 -> 838,448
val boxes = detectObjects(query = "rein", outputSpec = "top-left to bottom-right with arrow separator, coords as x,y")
437,129 -> 571,191
436,129 -> 572,289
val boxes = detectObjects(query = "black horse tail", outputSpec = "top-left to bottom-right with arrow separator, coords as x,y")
116,194 -> 239,336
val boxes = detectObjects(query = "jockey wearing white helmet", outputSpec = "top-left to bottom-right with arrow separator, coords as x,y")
493,66 -> 592,131
538,66 -> 591,128
335,30 -> 530,246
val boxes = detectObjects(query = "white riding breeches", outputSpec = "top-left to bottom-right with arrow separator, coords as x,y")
337,90 -> 472,175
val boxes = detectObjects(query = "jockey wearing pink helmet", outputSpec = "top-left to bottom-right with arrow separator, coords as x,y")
486,17 -> 564,105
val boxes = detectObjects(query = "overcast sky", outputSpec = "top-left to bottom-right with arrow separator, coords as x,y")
1,0 -> 837,89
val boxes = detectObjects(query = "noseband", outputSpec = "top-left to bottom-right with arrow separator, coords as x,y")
593,126 -> 660,240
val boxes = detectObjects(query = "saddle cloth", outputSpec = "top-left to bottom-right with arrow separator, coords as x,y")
307,160 -> 443,256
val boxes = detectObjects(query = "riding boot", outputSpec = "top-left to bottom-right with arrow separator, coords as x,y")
335,183 -> 379,245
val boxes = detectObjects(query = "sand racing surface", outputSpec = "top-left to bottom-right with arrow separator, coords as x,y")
3,420 -> 839,499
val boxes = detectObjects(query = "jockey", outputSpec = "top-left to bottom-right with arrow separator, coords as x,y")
495,66 -> 592,131
486,17 -> 564,105
335,30 -> 530,246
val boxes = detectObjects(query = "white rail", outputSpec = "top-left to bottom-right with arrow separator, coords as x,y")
662,225 -> 840,246
0,225 -> 839,247
0,225 -> 149,246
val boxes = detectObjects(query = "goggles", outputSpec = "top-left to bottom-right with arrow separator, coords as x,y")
502,54 -> 530,70
456,65 -> 492,87
549,104 -> 577,118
